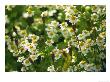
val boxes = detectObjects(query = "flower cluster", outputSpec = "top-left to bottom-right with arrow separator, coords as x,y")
5,5 -> 106,72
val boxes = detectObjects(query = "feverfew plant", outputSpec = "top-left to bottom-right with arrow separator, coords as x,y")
5,5 -> 106,72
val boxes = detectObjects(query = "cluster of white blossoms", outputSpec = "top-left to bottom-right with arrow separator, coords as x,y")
46,20 -> 59,39
5,5 -> 106,72
64,6 -> 78,24
5,24 -> 40,71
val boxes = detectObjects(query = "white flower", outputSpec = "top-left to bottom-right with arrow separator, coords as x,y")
41,11 -> 48,17
69,15 -> 77,24
55,54 -> 62,60
17,56 -> 25,62
91,13 -> 98,21
49,10 -> 56,16
45,39 -> 54,46
28,34 -> 39,43
22,12 -> 34,18
60,22 -> 68,30
23,12 -> 29,18
28,43 -> 36,53
47,31 -> 56,38
20,37 -> 37,53
47,65 -> 55,72
22,59 -> 31,66
30,55 -> 38,62
52,48 -> 62,60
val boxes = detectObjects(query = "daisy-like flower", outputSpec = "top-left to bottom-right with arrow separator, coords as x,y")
47,31 -> 56,38
60,22 -> 68,30
69,15 -> 77,24
22,43 -> 30,51
22,59 -> 31,66
28,34 -> 39,43
55,54 -> 62,60
52,47 -> 62,60
45,39 -> 54,46
28,43 -> 36,53
91,13 -> 98,21
29,55 -> 38,62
